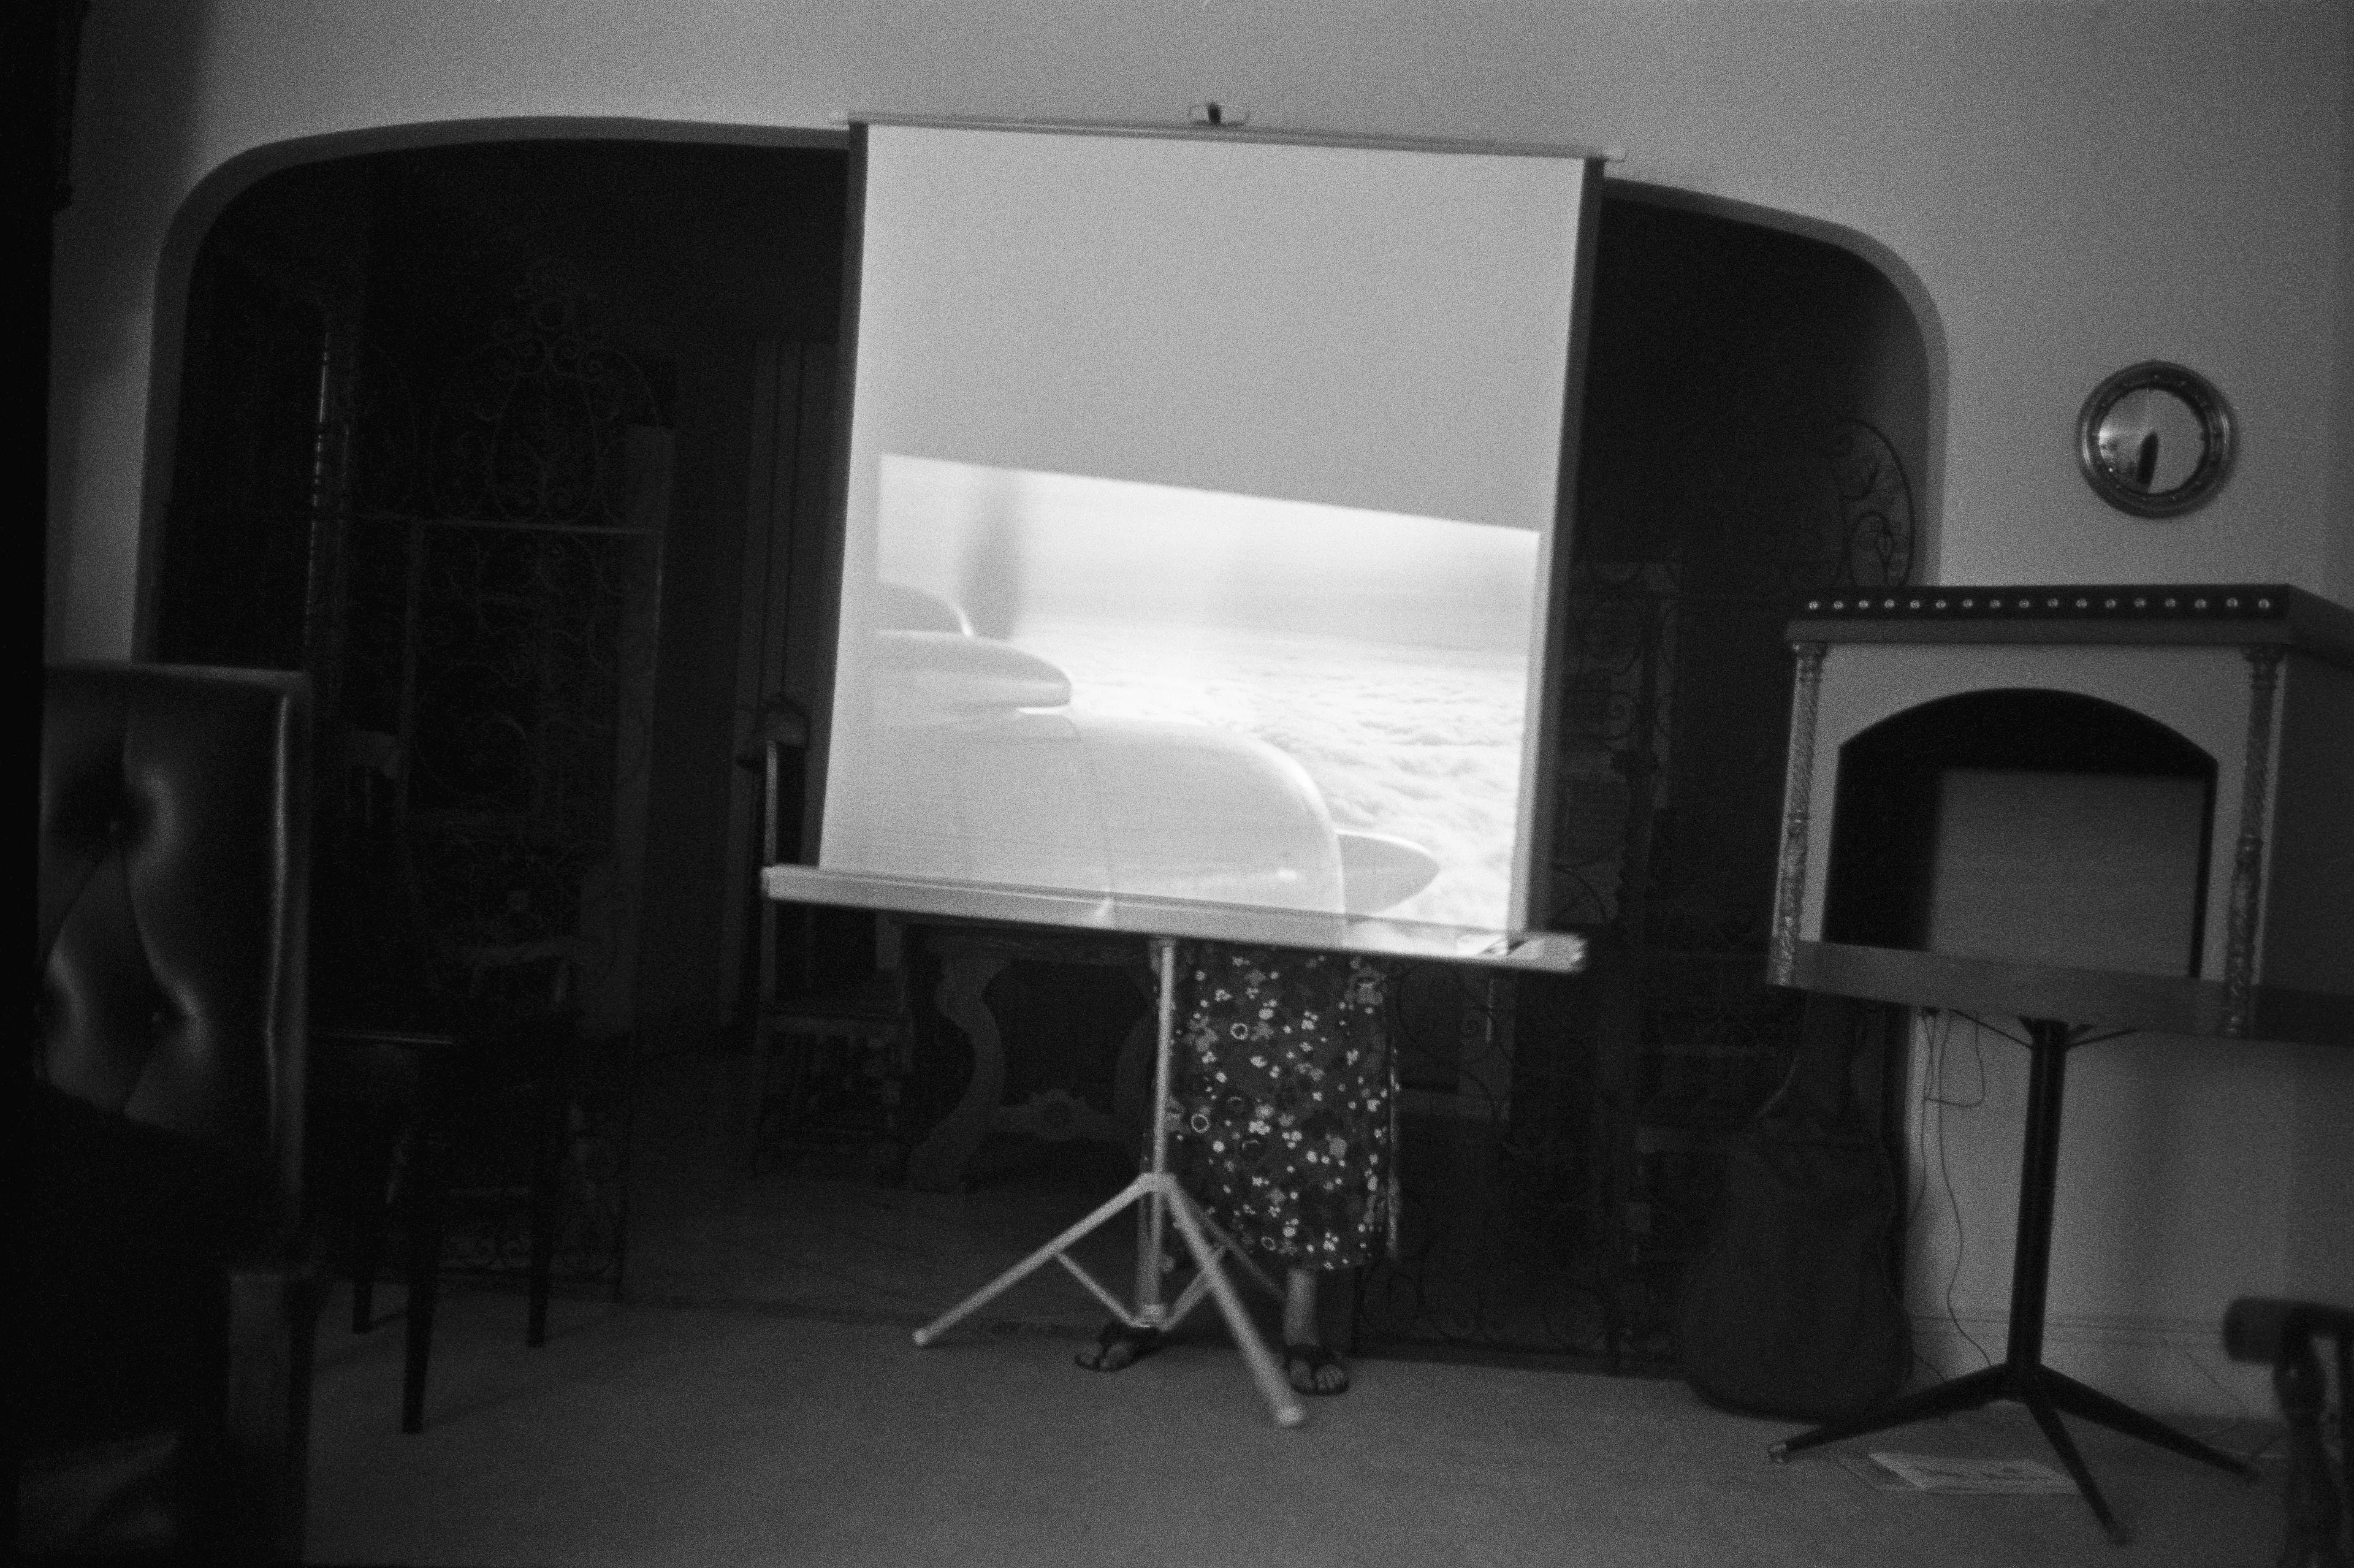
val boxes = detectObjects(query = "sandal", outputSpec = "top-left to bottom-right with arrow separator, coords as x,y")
1075,1320 -> 1163,1373
1284,1341 -> 1350,1395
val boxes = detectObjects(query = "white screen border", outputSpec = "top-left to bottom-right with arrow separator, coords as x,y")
790,116 -> 1603,972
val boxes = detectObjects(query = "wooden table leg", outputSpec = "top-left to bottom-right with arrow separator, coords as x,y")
905,949 -> 1009,1192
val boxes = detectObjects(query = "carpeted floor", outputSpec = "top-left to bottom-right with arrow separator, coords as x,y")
307,1285 -> 2283,1567
300,1038 -> 2287,1566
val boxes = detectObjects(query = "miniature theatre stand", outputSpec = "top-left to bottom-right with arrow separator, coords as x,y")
1758,585 -> 2354,1545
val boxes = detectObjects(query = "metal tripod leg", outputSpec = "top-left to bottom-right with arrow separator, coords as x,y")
1157,1200 -> 1286,1333
910,935 -> 1306,1428
2018,1367 -> 2127,1546
910,1171 -> 1159,1345
1161,1174 -> 1305,1426
2039,1365 -> 2255,1478
1768,1364 -> 2009,1460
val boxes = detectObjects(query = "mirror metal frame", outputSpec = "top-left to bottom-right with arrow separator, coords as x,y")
2076,360 -> 2235,519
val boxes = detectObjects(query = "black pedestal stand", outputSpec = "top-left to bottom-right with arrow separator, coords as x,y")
1768,1017 -> 2256,1544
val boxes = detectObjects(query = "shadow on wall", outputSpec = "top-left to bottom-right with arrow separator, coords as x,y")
47,0 -> 205,656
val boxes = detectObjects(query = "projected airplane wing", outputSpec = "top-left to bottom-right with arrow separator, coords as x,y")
848,590 -> 1438,916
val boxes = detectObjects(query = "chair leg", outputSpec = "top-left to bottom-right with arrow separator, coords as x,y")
527,1085 -> 562,1349
749,1025 -> 780,1173
609,1037 -> 638,1303
783,1032 -> 818,1138
351,1120 -> 400,1334
752,1027 -> 813,1173
882,1030 -> 913,1146
401,1124 -> 448,1435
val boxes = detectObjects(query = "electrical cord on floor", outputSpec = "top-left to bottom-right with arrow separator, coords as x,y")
1902,1015 -> 1941,1383
1915,1010 -> 1994,1371
1902,1022 -> 1937,1231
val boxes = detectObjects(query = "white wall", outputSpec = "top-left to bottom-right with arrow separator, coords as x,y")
48,0 -> 2354,1417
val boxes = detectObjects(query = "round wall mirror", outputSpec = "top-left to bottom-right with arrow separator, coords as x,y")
2076,362 -> 2234,518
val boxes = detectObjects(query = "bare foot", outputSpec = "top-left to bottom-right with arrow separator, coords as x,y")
1284,1341 -> 1349,1395
1075,1321 -> 1163,1372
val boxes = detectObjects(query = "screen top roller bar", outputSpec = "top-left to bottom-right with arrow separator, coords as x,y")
842,112 -> 1613,164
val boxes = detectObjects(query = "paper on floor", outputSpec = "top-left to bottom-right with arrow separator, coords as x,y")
1867,1453 -> 2078,1494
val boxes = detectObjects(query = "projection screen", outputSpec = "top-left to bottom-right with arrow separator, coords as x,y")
764,118 -> 1600,967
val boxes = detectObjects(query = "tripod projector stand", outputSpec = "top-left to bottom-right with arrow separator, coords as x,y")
912,934 -> 1308,1428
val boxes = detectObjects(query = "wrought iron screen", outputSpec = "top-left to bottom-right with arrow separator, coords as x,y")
1352,416 -> 1916,1368
310,260 -> 668,1289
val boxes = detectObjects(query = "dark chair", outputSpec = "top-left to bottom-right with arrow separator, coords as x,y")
2226,1297 -> 2353,1568
26,662 -> 317,1565
310,872 -> 582,1433
748,740 -> 914,1174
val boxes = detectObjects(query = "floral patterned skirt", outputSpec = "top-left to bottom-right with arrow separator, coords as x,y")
1167,942 -> 1398,1271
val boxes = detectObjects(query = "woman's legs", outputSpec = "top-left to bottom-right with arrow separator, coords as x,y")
1078,1264 -> 1349,1391
1283,1266 -> 1349,1394
1284,1266 -> 1319,1344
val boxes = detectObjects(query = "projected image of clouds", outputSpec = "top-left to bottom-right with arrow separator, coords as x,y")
845,455 -> 1539,932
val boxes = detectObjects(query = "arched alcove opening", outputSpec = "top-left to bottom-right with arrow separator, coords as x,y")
152,137 -> 1946,1371
150,134 -> 853,1106
1552,185 -> 1940,944
1363,185 -> 1944,1363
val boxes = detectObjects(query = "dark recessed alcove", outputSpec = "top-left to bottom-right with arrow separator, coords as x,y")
1823,688 -> 2215,977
